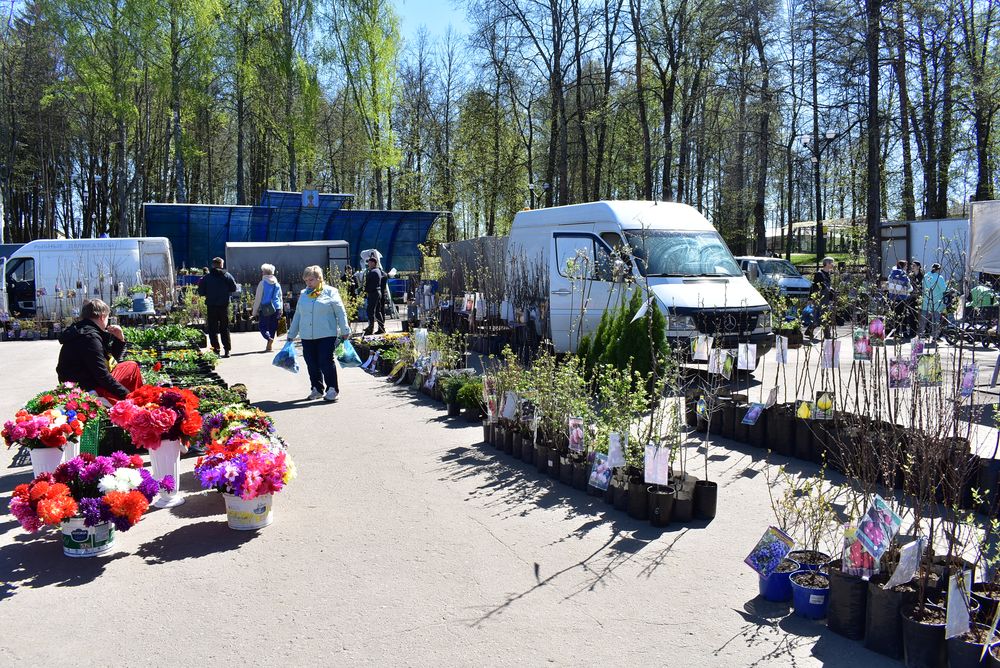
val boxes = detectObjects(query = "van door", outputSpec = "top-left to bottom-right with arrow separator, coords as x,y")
6,256 -> 36,316
549,231 -> 622,352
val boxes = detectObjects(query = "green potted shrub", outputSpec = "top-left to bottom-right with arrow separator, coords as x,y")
444,375 -> 466,418
457,378 -> 484,423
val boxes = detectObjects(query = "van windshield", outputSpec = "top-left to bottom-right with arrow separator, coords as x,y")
623,230 -> 741,277
757,259 -> 801,277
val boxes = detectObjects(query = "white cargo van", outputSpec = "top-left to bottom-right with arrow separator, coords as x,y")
506,201 -> 772,355
3,237 -> 175,318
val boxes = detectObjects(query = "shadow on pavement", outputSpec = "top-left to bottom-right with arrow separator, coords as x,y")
135,520 -> 258,564
0,469 -> 34,495
0,533 -> 127,600
252,399 -> 312,414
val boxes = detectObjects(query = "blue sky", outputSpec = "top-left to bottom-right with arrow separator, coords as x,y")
394,0 -> 469,44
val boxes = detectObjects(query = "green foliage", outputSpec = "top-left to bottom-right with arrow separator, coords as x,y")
519,349 -> 592,445
443,374 -> 466,405
457,378 -> 484,410
123,324 -> 204,347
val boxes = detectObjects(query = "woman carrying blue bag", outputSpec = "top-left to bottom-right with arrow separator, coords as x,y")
285,265 -> 351,402
253,263 -> 283,352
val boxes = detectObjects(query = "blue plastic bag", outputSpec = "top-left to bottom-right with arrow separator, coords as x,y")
272,341 -> 299,373
337,339 -> 362,366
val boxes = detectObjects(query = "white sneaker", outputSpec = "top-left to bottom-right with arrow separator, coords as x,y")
307,389 -> 323,401
324,388 -> 339,402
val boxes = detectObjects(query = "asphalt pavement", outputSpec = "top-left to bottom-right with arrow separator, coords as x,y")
0,334 -> 911,666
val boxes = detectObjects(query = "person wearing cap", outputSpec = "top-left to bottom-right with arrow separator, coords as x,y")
921,262 -> 946,340
363,255 -> 386,335
886,260 -> 913,338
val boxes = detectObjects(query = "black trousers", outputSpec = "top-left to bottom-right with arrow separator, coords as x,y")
206,305 -> 231,352
366,291 -> 385,332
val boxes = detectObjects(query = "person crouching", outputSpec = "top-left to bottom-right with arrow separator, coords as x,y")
56,299 -> 143,403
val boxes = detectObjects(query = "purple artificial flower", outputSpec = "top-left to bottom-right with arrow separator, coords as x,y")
111,514 -> 133,532
110,451 -> 131,468
159,475 -> 175,493
137,469 -> 160,501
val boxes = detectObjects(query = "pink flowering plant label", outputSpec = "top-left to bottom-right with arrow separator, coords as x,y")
856,495 -> 902,562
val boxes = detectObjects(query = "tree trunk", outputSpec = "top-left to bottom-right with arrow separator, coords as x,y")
629,0 -> 653,199
894,0 -> 915,221
865,0 -> 882,276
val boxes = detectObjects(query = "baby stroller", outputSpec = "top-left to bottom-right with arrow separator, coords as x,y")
941,288 -> 1000,348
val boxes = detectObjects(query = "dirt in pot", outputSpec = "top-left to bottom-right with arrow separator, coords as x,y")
907,604 -> 947,624
788,550 -> 829,567
775,559 -> 799,574
792,572 -> 829,588
957,624 -> 992,644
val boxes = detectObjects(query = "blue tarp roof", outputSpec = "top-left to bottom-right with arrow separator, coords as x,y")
144,191 -> 443,272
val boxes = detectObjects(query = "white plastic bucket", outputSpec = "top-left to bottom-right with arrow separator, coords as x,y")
61,518 -> 115,557
30,447 -> 64,478
62,441 -> 80,463
223,493 -> 273,530
149,439 -> 184,508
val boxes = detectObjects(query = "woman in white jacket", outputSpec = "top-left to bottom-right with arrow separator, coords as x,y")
286,265 -> 351,402
252,263 -> 283,353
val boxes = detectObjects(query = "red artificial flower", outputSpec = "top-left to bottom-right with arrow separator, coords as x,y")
36,494 -> 77,525
104,490 -> 149,526
153,362 -> 162,372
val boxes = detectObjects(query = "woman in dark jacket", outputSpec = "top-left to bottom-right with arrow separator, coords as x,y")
56,299 -> 143,402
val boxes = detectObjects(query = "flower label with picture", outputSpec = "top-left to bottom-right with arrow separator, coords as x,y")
961,363 -> 978,398
916,352 -> 943,387
568,417 -> 585,453
889,358 -> 912,388
813,391 -> 834,420
869,316 -> 886,346
588,453 -> 612,491
607,432 -> 626,468
853,327 -> 872,361
742,403 -> 765,426
856,495 -> 902,561
745,526 -> 795,578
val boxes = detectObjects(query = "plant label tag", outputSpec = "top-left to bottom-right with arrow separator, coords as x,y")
882,537 -> 924,590
588,453 -> 612,491
643,443 -> 670,485
360,353 -> 374,370
607,433 -> 626,468
568,417 -> 585,452
738,343 -> 757,371
946,571 -> 974,639
857,495 -> 902,561
765,387 -> 778,408
775,336 -> 788,364
821,339 -> 841,369
809,594 -> 825,605
692,335 -> 712,361
501,392 -> 517,421
744,526 -> 795,578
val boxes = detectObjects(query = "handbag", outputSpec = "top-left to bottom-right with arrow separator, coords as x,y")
259,282 -> 278,317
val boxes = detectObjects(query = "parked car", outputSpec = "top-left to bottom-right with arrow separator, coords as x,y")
735,256 -> 812,300
506,201 -> 773,356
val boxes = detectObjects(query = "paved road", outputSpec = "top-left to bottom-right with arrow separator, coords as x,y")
0,335 -> 899,667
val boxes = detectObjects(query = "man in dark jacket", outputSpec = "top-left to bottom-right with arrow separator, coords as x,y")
810,256 -> 836,339
57,299 -> 142,401
363,255 -> 386,335
198,256 -> 238,356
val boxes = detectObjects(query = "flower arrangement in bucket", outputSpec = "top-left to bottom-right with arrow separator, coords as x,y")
9,452 -> 172,557
197,404 -> 275,448
109,385 -> 201,508
194,433 -> 296,530
3,384 -> 104,477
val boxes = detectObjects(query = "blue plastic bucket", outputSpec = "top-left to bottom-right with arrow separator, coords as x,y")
790,570 -> 830,619
758,559 -> 800,602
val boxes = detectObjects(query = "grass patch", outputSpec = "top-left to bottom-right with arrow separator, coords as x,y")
789,252 -> 854,267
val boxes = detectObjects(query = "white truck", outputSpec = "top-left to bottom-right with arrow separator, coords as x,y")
3,237 -> 175,319
506,201 -> 773,355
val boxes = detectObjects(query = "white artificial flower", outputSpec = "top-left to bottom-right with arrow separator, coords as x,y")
98,473 -> 125,493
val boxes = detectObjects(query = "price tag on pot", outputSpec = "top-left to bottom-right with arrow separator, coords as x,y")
607,432 -> 626,468
808,594 -> 825,605
946,571 -> 974,639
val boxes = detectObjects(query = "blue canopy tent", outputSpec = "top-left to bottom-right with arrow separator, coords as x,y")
143,191 -> 443,273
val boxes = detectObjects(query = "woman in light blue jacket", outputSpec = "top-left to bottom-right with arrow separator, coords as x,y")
920,262 -> 947,341
286,265 -> 351,401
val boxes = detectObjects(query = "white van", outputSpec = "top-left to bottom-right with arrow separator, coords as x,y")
506,201 -> 772,355
3,237 -> 175,319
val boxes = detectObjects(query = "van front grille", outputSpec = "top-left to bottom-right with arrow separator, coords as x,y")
693,310 -> 763,335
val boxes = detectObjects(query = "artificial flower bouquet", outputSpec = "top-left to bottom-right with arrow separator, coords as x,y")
2,383 -> 105,450
9,451 -> 173,532
109,385 -> 202,450
198,404 -> 275,448
195,433 -> 295,500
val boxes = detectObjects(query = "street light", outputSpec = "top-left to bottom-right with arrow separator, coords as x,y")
527,181 -> 551,209
800,130 -> 839,258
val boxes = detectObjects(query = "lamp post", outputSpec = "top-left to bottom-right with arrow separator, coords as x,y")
527,182 -> 550,209
801,129 -> 837,258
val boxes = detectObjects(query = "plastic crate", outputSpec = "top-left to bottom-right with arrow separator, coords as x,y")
80,418 -> 101,455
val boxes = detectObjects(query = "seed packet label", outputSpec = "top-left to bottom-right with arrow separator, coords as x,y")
961,363 -> 978,398
869,316 -> 886,346
692,335 -> 713,361
946,571 -> 974,639
853,327 -> 872,361
809,594 -> 825,605
644,443 -> 670,485
607,432 -> 626,468
775,336 -> 789,365
821,339 -> 841,369
744,526 -> 795,578
501,392 -> 517,421
857,495 -> 903,561
709,349 -> 735,379
738,343 -> 757,371
916,352 -> 943,387
696,397 -> 708,418
742,403 -> 765,426
883,537 -> 924,590
588,453 -> 612,491
889,358 -> 912,388
842,524 -> 878,578
568,417 -> 585,452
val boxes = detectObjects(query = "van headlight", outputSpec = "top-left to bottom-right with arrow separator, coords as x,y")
668,315 -> 698,331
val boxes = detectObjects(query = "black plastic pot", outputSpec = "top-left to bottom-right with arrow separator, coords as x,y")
748,410 -> 768,448
603,478 -> 615,504
572,461 -> 589,491
720,400 -> 735,439
733,405 -> 750,443
672,488 -> 694,523
793,418 -> 813,461
647,484 -> 675,527
511,433 -> 523,458
503,429 -> 515,455
463,407 -> 481,423
493,427 -> 506,449
547,451 -> 562,481
482,421 -> 490,445
901,604 -> 947,668
769,407 -> 794,457
535,445 -> 548,474
520,436 -> 534,463
827,565 -> 868,640
447,403 -> 461,417
559,456 -> 574,485
627,477 -> 648,520
973,583 -> 1000,625
613,472 -> 629,511
693,480 -> 717,520
947,625 -> 992,668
